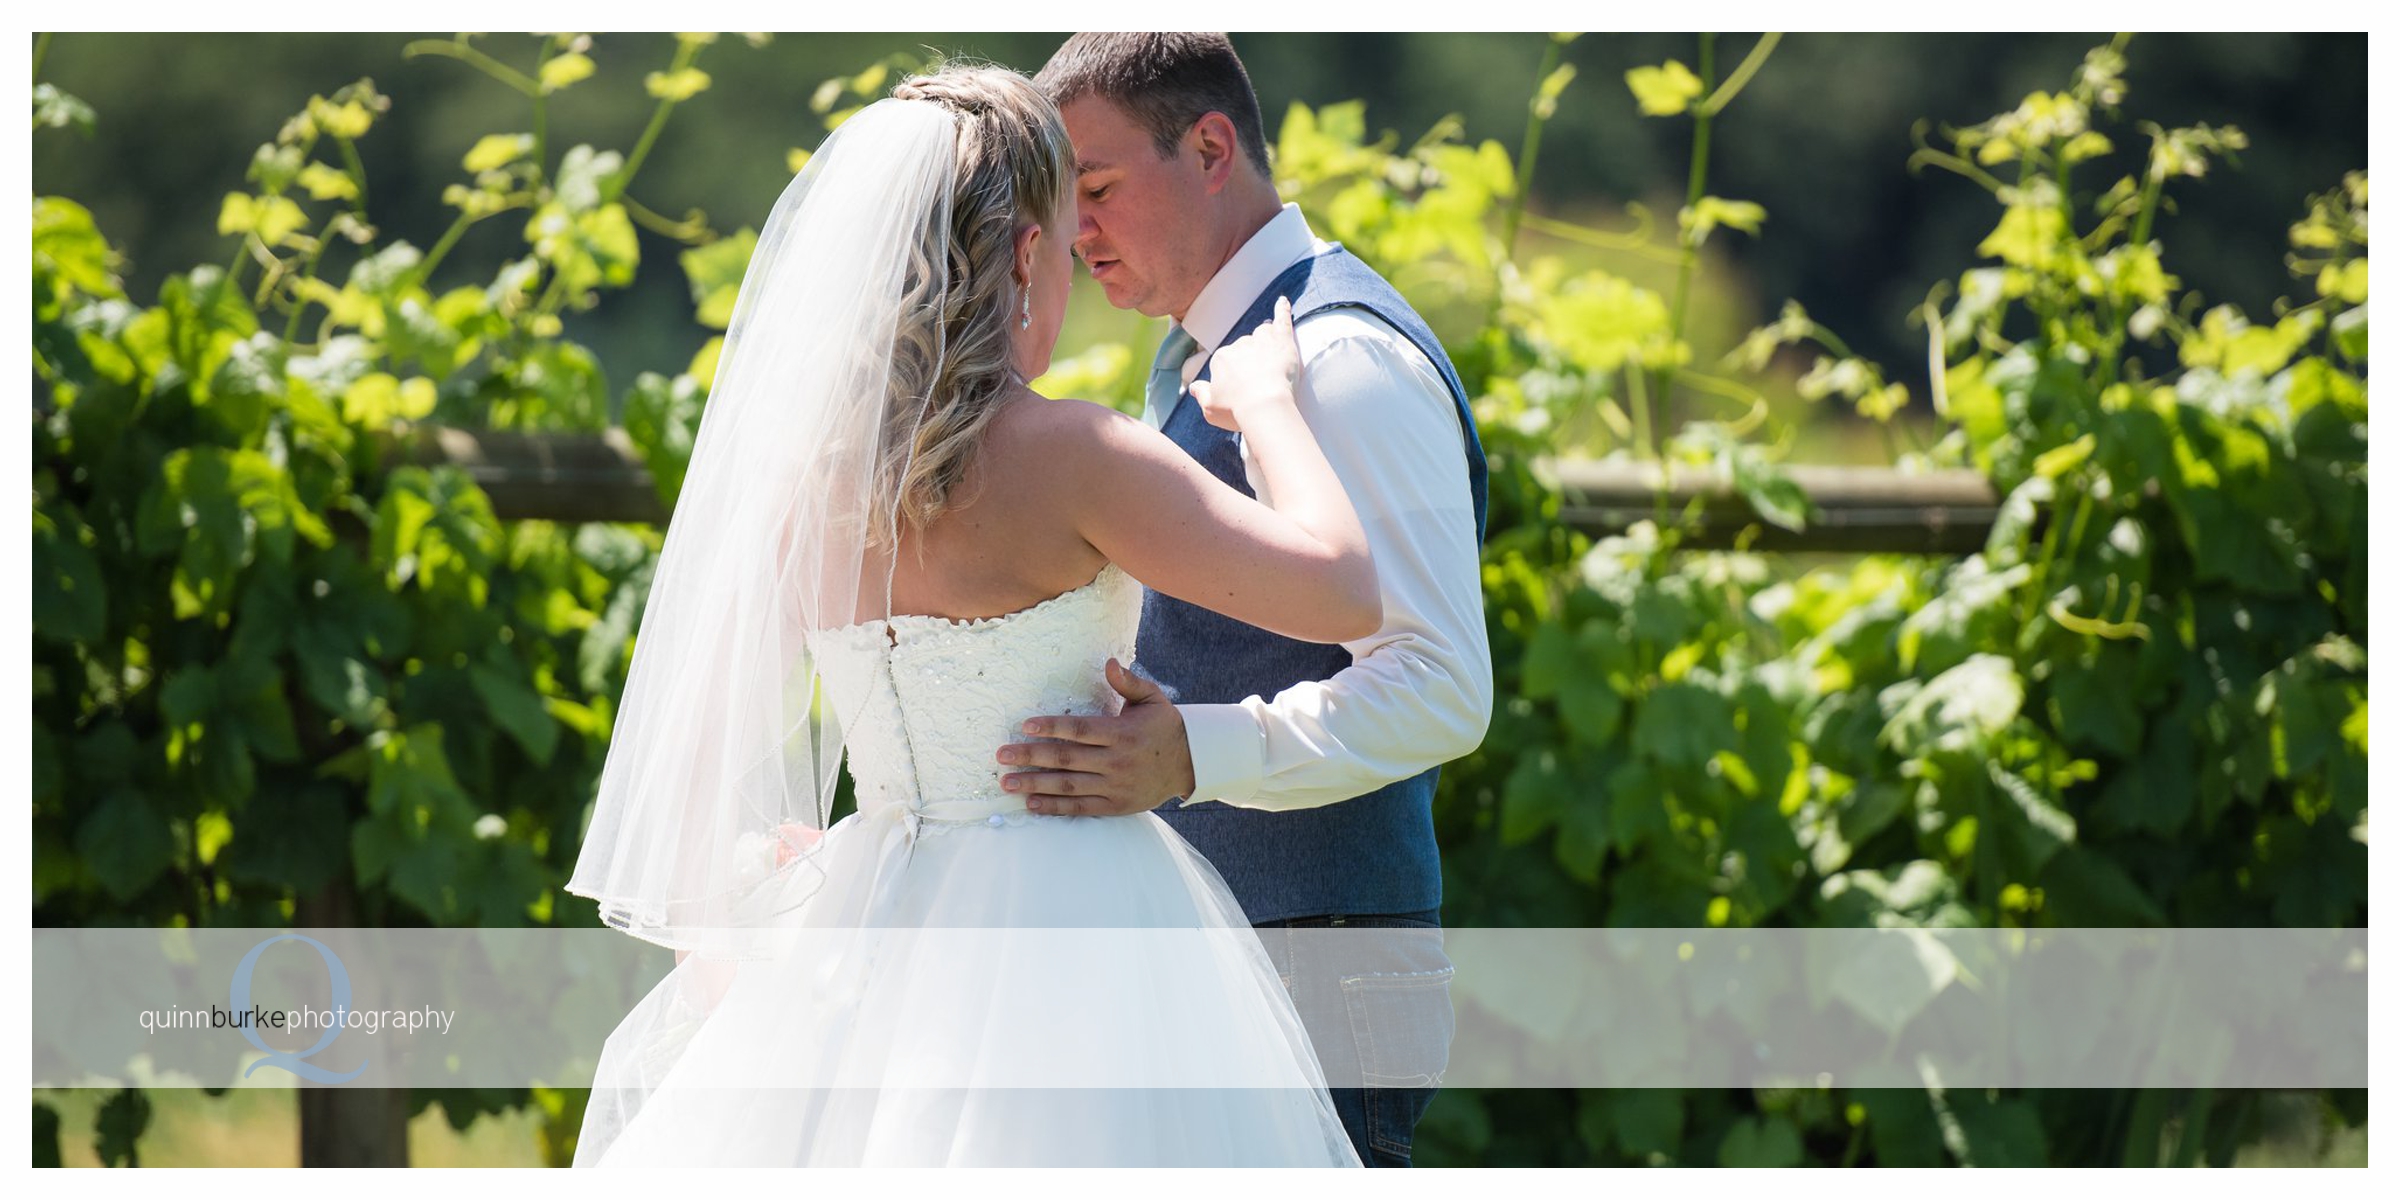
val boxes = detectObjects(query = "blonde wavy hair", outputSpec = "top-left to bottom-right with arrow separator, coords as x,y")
876,63 -> 1076,546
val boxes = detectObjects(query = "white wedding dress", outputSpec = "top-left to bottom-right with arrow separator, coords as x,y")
575,561 -> 1363,1167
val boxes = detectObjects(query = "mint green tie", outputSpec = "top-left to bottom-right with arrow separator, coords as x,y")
1144,326 -> 1198,429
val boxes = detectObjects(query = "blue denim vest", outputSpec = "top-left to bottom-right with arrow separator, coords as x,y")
1138,247 -> 1489,925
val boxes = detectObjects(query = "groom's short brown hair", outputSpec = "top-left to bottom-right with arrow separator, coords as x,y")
1034,34 -> 1273,177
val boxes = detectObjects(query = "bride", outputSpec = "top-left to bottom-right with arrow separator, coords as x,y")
563,64 -> 1373,1167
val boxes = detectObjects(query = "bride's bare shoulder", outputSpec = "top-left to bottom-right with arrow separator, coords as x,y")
994,390 -> 1138,431
985,390 -> 1151,461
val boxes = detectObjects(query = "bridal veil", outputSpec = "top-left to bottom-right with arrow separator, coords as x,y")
563,99 -> 959,955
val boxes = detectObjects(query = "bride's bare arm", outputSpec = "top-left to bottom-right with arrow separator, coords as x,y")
1047,301 -> 1380,644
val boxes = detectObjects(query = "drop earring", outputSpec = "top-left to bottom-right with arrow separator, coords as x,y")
1019,285 -> 1033,330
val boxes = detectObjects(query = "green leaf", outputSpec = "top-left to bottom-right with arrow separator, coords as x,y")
390,832 -> 464,921
2038,845 -> 2167,925
1857,1089 -> 1946,1166
373,466 -> 503,605
32,727 -> 63,809
1724,791 -> 1805,914
193,812 -> 233,866
470,662 -> 560,766
306,92 -> 378,139
246,143 -> 304,193
1607,857 -> 1713,926
2047,648 -> 2143,760
1716,1114 -> 1803,1167
1519,618 -> 1574,698
1500,749 -> 1569,845
219,781 -> 349,894
217,192 -> 258,236
1625,60 -> 1704,117
2060,129 -> 2113,164
1632,683 -> 1733,771
1605,760 -> 1667,853
363,725 -> 475,826
218,652 -> 299,763
33,196 -> 122,299
2031,432 -> 2095,479
1986,764 -> 2076,875
296,162 -> 358,202
500,339 -> 611,430
135,447 -> 333,618
551,145 -> 625,215
463,133 -> 535,174
688,335 -> 724,388
539,52 -> 596,94
350,802 -> 464,921
1836,780 -> 1911,850
1605,1088 -> 1684,1159
204,332 -> 284,443
76,789 -> 178,901
337,245 -> 420,307
1977,202 -> 2069,268
580,205 -> 641,284
679,228 -> 757,330
33,1100 -> 62,1168
545,695 -> 611,741
808,76 -> 846,115
2330,305 -> 2366,362
578,552 -> 651,694
1942,1092 -> 2049,1167
645,67 -> 712,102
524,199 -> 640,300
1680,196 -> 1767,246
253,196 -> 308,246
1417,1090 -> 1493,1158
1558,669 -> 1624,747
154,266 -> 260,396
32,82 -> 97,135
2259,654 -> 2345,782
294,612 -> 391,728
93,1088 -> 152,1168
1879,654 -> 2024,760
1553,767 -> 1613,885
73,722 -> 140,789
1899,557 -> 2029,677
1819,859 -> 1967,928
1532,63 -> 1577,119
340,372 -> 439,427
621,371 -> 707,507
468,840 -> 549,925
32,507 -> 107,645
2253,812 -> 2366,926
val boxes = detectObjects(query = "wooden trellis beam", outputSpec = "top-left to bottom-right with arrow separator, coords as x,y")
388,425 -> 669,526
388,427 -> 2003,555
1545,460 -> 2002,555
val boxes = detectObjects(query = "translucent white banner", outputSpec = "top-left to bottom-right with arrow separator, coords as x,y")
31,927 -> 2366,1089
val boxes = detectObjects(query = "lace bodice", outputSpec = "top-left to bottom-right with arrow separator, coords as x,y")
813,563 -> 1140,827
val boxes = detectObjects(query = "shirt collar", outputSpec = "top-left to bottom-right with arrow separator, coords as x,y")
1176,203 -> 1325,355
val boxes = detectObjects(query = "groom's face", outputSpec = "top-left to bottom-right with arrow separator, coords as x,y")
1060,97 -> 1211,320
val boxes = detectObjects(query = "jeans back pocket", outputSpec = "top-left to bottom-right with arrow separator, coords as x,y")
1338,966 -> 1454,1089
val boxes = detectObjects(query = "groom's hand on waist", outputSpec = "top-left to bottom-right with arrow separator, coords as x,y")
998,658 -> 1197,817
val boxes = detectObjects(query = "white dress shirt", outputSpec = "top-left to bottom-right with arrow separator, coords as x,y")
1150,203 -> 1493,812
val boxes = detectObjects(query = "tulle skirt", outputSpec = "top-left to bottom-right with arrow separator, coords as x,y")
575,805 -> 1363,1167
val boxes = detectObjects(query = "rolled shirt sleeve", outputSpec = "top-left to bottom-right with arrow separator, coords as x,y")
1178,310 -> 1492,811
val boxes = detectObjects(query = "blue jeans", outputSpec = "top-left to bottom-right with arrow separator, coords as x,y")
1252,909 -> 1453,1168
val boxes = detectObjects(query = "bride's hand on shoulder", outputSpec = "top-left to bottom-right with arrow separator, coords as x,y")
1189,296 -> 1300,433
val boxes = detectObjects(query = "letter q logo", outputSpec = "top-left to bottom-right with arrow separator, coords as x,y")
231,934 -> 367,1084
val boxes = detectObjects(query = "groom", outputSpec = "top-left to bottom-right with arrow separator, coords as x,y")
998,34 -> 1491,1166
